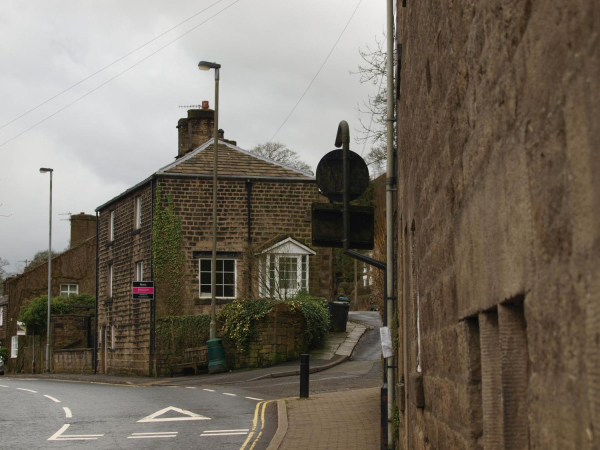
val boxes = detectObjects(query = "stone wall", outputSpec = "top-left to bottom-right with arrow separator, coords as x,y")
222,303 -> 307,370
54,349 -> 93,374
396,0 -> 600,449
52,315 -> 92,350
97,182 -> 153,376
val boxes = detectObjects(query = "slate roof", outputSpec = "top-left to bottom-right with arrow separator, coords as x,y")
156,139 -> 314,179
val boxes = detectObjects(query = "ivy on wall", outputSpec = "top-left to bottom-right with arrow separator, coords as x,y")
152,182 -> 185,316
155,315 -> 211,356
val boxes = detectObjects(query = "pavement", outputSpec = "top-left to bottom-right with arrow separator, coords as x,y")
6,315 -> 383,449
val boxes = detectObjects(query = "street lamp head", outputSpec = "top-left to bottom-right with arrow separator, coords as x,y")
198,61 -> 221,70
39,168 -> 53,173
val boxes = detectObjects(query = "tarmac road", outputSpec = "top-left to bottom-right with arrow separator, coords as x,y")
0,378 -> 277,450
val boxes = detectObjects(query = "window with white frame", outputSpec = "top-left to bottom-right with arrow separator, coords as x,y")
258,237 -> 315,298
0,306 -> 3,326
109,210 -> 115,241
134,197 -> 142,229
108,264 -> 113,297
60,284 -> 79,297
11,335 -> 18,358
136,261 -> 144,281
199,259 -> 236,298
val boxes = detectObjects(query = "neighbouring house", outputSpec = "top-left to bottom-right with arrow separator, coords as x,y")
3,213 -> 97,373
0,294 -> 7,349
95,103 -> 334,376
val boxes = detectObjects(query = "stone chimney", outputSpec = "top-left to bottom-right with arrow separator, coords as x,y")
70,213 -> 97,248
176,101 -> 214,158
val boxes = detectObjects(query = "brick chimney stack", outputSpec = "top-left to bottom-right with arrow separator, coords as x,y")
70,213 -> 97,248
176,101 -> 214,158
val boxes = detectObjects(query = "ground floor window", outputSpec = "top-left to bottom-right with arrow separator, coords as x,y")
11,335 -> 18,358
199,259 -> 236,298
60,284 -> 79,297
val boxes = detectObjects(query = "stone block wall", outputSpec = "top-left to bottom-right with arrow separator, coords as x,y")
221,303 -> 307,370
396,0 -> 600,448
52,315 -> 91,350
97,182 -> 153,376
54,349 -> 93,374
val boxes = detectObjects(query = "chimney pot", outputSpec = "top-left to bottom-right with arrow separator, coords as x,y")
218,129 -> 224,139
202,101 -> 209,109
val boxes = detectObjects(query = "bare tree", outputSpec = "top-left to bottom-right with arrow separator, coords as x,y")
249,142 -> 313,175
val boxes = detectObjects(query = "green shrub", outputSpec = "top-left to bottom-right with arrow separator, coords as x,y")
218,293 -> 329,352
284,292 -> 329,349
218,298 -> 279,352
0,346 -> 8,361
156,315 -> 211,356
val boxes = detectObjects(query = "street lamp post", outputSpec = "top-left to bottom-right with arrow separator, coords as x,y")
198,60 -> 227,374
40,167 -> 53,373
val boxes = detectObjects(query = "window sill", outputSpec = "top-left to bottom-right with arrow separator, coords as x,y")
131,228 -> 141,236
194,298 -> 234,306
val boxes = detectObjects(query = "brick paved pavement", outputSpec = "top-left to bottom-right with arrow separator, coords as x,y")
279,387 -> 380,450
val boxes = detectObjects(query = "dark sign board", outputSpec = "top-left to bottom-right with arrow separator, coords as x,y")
133,281 -> 155,300
315,149 -> 370,203
311,203 -> 374,250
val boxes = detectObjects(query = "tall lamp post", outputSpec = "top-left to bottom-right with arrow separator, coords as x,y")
39,167 -> 53,373
198,60 -> 227,374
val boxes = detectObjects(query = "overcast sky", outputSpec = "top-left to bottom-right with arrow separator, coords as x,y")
0,0 -> 386,273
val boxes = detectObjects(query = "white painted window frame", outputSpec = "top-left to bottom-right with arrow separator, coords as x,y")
0,306 -> 3,327
11,335 -> 18,358
198,258 -> 237,299
136,261 -> 144,282
108,264 -> 113,298
60,284 -> 79,297
110,210 -> 115,241
135,197 -> 142,229
257,238 -> 315,298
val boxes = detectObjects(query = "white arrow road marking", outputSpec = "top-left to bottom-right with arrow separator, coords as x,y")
47,424 -> 104,441
44,395 -> 60,402
17,388 -> 37,393
128,432 -> 178,439
63,407 -> 72,418
137,406 -> 211,423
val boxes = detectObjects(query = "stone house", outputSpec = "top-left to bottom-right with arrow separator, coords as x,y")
3,213 -> 97,373
95,104 -> 333,376
0,295 -> 7,349
394,0 -> 599,449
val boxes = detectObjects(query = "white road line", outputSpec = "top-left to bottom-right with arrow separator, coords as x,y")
47,424 -> 104,441
128,435 -> 177,439
203,388 -> 216,392
17,388 -> 37,393
203,429 -> 249,433
185,387 -> 196,389
132,432 -> 178,435
200,432 -> 249,436
44,395 -> 61,403
223,393 -> 236,396
0,385 -> 8,388
63,407 -> 72,418
245,397 -> 264,401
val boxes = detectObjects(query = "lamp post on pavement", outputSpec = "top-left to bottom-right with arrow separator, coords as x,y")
39,167 -> 53,373
198,60 -> 227,374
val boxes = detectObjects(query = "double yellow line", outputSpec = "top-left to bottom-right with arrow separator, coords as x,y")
240,400 -> 275,450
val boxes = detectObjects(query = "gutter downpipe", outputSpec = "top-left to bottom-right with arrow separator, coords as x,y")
94,210 -> 99,374
150,177 -> 155,376
386,0 -> 396,448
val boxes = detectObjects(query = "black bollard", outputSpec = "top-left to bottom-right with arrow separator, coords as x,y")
300,354 -> 309,398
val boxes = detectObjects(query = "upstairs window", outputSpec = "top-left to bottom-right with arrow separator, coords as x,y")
136,261 -> 144,282
60,284 -> 79,297
0,306 -> 3,326
199,259 -> 236,298
109,210 -> 115,241
134,197 -> 142,229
